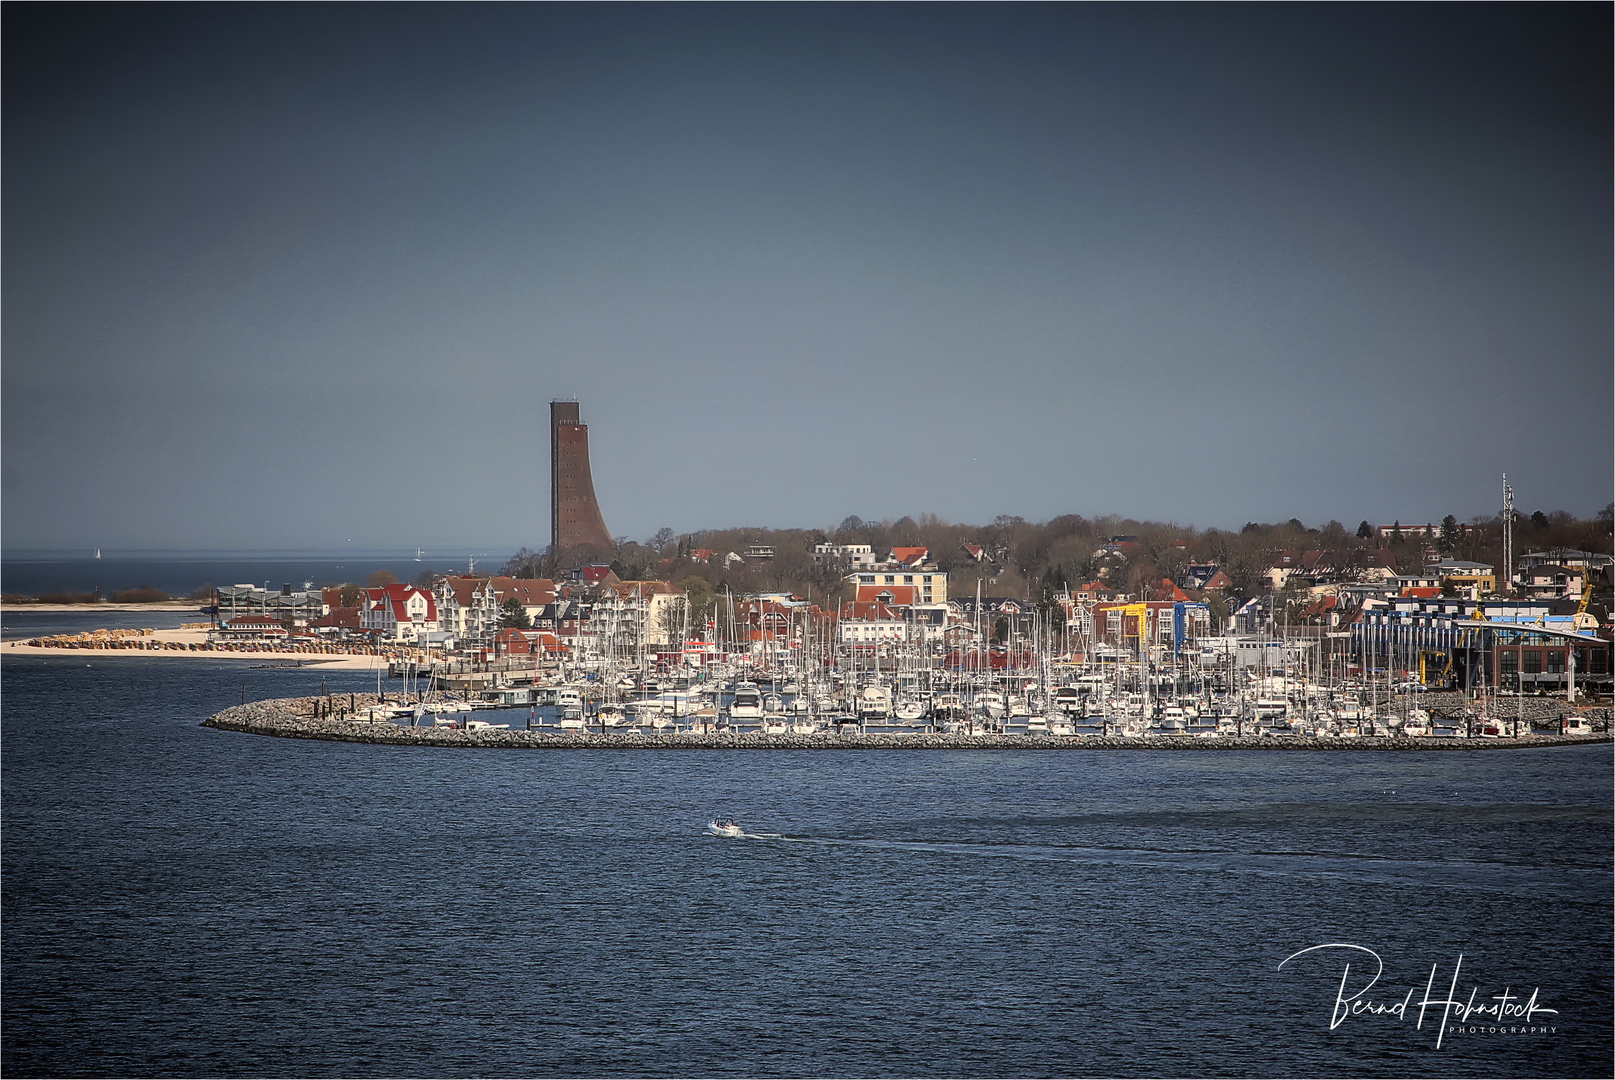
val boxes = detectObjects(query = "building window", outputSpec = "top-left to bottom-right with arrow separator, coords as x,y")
1499,651 -> 1517,676
1522,650 -> 1541,674
884,576 -> 895,585
1546,651 -> 1564,674
1591,650 -> 1608,675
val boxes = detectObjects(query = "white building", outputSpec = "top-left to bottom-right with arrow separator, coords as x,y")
360,584 -> 439,643
814,542 -> 876,568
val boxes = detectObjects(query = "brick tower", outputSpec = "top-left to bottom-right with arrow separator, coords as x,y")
550,400 -> 613,551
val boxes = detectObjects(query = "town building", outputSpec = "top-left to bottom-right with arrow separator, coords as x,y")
1516,564 -> 1585,600
813,542 -> 875,568
359,584 -> 439,642
838,601 -> 908,646
849,568 -> 948,604
1428,559 -> 1496,595
214,583 -> 326,625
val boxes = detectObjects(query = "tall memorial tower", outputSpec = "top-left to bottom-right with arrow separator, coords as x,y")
550,400 -> 613,551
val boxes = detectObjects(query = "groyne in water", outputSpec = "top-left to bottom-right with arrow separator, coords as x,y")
203,698 -> 1613,751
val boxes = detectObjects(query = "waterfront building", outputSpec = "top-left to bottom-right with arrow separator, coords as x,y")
490,577 -> 557,621
1350,595 -> 1611,696
593,580 -> 686,648
215,583 -> 326,625
211,615 -> 291,643
838,601 -> 907,645
433,576 -> 500,643
359,584 -> 439,642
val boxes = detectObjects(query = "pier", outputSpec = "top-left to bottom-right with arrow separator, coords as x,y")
204,696 -> 1612,751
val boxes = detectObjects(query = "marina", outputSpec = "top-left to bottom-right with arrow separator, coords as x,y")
203,693 -> 1611,750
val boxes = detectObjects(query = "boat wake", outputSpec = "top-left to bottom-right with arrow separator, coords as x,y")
700,830 -> 1601,898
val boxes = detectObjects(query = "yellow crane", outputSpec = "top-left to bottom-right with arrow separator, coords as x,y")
1119,602 -> 1149,648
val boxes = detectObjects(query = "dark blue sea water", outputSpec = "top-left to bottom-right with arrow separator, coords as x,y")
2,610 -> 204,641
4,654 -> 1611,1078
2,554 -> 473,598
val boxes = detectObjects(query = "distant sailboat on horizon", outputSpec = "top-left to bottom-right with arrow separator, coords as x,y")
95,548 -> 102,560
415,548 -> 425,562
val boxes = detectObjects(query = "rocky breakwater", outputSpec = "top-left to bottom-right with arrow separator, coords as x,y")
203,698 -> 1613,750
1419,691 -> 1612,731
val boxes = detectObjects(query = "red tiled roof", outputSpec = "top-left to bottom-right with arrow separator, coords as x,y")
855,584 -> 917,604
840,601 -> 901,621
1152,579 -> 1192,602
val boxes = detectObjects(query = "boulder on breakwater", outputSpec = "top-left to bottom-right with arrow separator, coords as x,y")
203,698 -> 1613,751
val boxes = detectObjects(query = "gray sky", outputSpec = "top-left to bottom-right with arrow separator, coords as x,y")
5,5 -> 1610,554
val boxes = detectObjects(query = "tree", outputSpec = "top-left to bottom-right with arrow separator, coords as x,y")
1531,510 -> 1549,530
1439,514 -> 1459,553
502,547 -> 550,579
367,569 -> 398,588
1390,522 -> 1403,544
678,576 -> 717,633
499,596 -> 531,629
1356,521 -> 1374,539
649,527 -> 676,553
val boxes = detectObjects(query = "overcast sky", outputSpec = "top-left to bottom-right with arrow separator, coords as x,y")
5,5 -> 1610,555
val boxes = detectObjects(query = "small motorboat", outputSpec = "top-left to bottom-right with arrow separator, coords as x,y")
708,819 -> 743,838
894,697 -> 926,723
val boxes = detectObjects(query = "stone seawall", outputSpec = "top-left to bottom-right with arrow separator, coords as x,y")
203,698 -> 1614,751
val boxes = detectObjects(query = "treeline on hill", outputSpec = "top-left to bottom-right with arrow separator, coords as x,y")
498,505 -> 1615,621
4,585 -> 180,605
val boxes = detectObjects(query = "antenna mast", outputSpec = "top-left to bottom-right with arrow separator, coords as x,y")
1501,474 -> 1514,596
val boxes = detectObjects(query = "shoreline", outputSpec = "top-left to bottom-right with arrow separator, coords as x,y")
2,602 -> 202,612
2,638 -> 392,670
204,697 -> 1615,751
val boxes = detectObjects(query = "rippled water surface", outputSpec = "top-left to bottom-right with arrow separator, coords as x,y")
4,656 -> 1610,1077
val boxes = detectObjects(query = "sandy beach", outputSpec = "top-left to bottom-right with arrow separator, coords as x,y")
1,626 -> 394,670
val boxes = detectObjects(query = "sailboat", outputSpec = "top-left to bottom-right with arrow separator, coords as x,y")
95,548 -> 102,560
